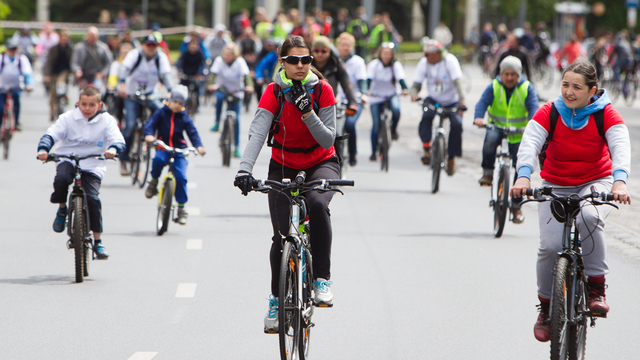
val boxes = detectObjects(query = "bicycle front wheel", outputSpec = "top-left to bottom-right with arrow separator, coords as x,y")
1,133 -> 8,160
493,165 -> 510,238
220,115 -> 232,167
279,241 -> 300,360
430,134 -> 445,194
130,128 -> 142,185
71,196 -> 86,283
299,246 -> 314,360
138,143 -> 151,189
379,117 -> 389,172
568,271 -> 588,360
156,178 -> 173,235
550,256 -> 571,360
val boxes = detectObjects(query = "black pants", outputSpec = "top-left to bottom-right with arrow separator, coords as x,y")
50,162 -> 103,233
268,157 -> 340,295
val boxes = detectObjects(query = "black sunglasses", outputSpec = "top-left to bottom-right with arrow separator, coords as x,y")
281,55 -> 314,65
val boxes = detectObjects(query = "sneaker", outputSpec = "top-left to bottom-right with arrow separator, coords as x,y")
177,207 -> 188,225
264,295 -> 279,333
478,175 -> 493,186
349,155 -> 357,167
94,242 -> 110,260
14,123 -> 21,132
145,179 -> 158,199
233,148 -> 242,158
313,278 -> 334,306
446,158 -> 456,176
421,149 -> 431,165
588,275 -> 609,316
534,298 -> 551,342
210,123 -> 219,132
120,161 -> 130,176
369,154 -> 376,162
512,208 -> 525,224
391,130 -> 399,141
53,206 -> 67,233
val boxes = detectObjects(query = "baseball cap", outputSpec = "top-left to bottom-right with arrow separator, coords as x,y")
142,34 -> 159,46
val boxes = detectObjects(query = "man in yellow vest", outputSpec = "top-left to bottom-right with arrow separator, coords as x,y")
474,55 -> 539,223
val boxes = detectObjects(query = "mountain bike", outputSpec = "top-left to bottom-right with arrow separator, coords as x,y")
153,140 -> 197,236
1,88 -> 20,160
483,123 -> 525,238
522,186 -> 617,360
218,87 -> 240,167
421,101 -> 463,194
44,153 -> 116,283
128,91 -> 155,188
249,172 -> 354,360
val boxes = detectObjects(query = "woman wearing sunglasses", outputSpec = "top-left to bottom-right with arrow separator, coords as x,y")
233,35 -> 340,333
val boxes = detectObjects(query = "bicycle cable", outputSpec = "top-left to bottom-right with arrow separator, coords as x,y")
577,200 -> 604,257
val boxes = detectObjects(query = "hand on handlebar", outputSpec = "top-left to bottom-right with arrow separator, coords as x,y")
510,177 -> 531,199
234,171 -> 255,196
411,94 -> 421,102
37,150 -> 48,161
145,135 -> 155,143
197,146 -> 206,156
105,148 -> 117,159
474,118 -> 486,127
345,104 -> 358,116
207,84 -> 219,92
611,180 -> 632,205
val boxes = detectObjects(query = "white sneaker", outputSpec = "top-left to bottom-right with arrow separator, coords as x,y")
313,278 -> 333,306
264,295 -> 279,333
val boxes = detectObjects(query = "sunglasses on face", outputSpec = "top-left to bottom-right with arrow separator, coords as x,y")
281,55 -> 314,65
313,48 -> 329,54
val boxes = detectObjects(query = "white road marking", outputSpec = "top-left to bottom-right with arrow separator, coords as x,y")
128,352 -> 158,360
187,207 -> 200,216
175,283 -> 197,298
187,182 -> 198,189
186,239 -> 203,250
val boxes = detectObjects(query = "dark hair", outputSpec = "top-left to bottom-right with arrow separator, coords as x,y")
562,59 -> 598,90
278,35 -> 324,80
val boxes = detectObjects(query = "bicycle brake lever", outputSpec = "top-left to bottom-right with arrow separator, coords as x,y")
591,200 -> 619,210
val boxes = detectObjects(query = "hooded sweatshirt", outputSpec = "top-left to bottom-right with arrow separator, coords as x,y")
238,68 -> 337,172
516,89 -> 630,186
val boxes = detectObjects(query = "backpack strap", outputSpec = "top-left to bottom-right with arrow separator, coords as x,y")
594,106 -> 606,141
0,53 -> 21,75
129,51 -> 162,80
548,103 -> 559,141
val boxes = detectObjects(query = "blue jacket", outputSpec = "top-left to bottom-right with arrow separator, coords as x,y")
144,105 -> 203,149
474,76 -> 539,120
255,51 -> 278,81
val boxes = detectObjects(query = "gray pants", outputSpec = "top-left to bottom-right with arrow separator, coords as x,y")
536,178 -> 613,299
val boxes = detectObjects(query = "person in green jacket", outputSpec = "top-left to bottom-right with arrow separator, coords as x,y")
346,6 -> 369,58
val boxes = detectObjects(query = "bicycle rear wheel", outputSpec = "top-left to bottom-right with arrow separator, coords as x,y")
550,256 -> 570,360
2,133 -> 8,160
493,165 -> 510,238
279,241 -> 300,360
138,143 -> 151,188
130,128 -> 142,185
220,115 -> 232,167
188,89 -> 198,118
379,116 -> 389,172
3,107 -> 13,160
430,134 -> 444,194
156,178 -> 173,236
71,196 -> 86,283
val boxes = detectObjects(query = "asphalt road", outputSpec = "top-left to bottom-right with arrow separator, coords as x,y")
1,62 -> 639,359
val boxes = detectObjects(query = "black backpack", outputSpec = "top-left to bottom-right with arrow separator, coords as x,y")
538,103 -> 606,170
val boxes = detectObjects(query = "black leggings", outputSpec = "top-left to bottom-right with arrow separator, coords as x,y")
50,162 -> 103,233
267,157 -> 340,295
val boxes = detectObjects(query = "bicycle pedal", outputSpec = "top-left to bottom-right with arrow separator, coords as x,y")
489,199 -> 495,207
315,302 -> 333,308
66,239 -> 72,250
590,311 -> 607,318
264,328 -> 278,334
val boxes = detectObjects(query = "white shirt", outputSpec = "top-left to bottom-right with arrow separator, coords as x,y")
412,53 -> 462,105
210,56 -> 249,99
367,59 -> 405,105
0,53 -> 32,89
45,108 -> 125,179
340,54 -> 367,103
121,49 -> 171,96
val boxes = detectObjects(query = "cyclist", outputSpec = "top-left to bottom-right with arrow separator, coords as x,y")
254,38 -> 279,100
36,86 -> 125,260
0,39 -> 34,132
493,34 -> 532,82
609,30 -> 634,84
410,39 -> 465,174
176,39 -> 207,111
106,42 -> 134,128
117,34 -> 173,176
473,56 -> 539,223
346,6 -> 369,58
534,22 -> 551,68
207,42 -> 254,158
337,32 -> 368,166
367,42 -> 408,161
510,60 -> 631,342
11,27 -> 38,66
233,35 -> 339,332
44,29 -> 73,122
143,85 -> 206,225
311,36 -> 357,108
71,27 -> 112,91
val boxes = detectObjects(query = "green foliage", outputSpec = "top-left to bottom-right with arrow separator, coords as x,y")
526,0 -> 557,26
4,0 -> 31,21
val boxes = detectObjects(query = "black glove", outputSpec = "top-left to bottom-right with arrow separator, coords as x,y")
234,171 -> 255,196
289,80 -> 313,115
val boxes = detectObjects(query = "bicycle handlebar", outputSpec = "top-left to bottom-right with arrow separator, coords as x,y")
250,170 -> 354,195
152,140 -> 197,156
483,123 -> 526,135
43,153 -> 117,163
523,186 -> 616,203
416,100 -> 467,114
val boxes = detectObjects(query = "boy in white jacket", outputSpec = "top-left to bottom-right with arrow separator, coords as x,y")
37,86 -> 125,259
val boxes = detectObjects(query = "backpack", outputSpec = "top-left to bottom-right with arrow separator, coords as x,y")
129,51 -> 161,80
0,53 -> 22,75
538,103 -> 606,170
351,24 -> 364,40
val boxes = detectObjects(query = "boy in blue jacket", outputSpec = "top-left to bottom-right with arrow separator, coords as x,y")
144,85 -> 205,225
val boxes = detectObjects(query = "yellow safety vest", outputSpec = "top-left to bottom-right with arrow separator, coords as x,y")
487,79 -> 530,143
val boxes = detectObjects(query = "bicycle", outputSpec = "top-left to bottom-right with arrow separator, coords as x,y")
522,186 -> 617,360
249,172 -> 354,360
376,98 -> 393,172
621,61 -> 638,107
421,101 -> 463,194
217,86 -> 240,167
128,91 -> 155,188
43,153 -> 116,283
0,87 -> 20,160
180,75 -> 201,119
53,82 -> 69,121
152,140 -> 197,236
483,123 -> 525,238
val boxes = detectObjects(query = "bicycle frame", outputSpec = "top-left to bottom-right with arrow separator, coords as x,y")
157,158 -> 177,220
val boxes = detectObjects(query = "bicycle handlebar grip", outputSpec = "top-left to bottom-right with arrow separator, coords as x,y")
603,193 -> 615,201
525,188 -> 535,197
327,180 -> 355,186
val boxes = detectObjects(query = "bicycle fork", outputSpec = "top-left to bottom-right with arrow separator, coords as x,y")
289,202 -> 315,326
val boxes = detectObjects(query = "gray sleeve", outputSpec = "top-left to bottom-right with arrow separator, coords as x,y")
161,73 -> 173,90
453,78 -> 466,102
70,44 -> 83,73
238,108 -> 274,173
302,105 -> 336,149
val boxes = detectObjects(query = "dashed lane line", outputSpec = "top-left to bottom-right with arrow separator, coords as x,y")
187,182 -> 198,189
128,352 -> 158,360
186,238 -> 203,250
187,207 -> 200,216
175,283 -> 197,298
